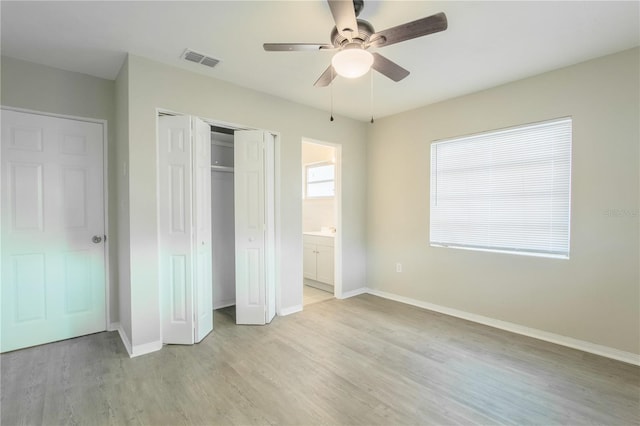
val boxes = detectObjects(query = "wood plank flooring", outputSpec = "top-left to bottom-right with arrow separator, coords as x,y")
303,285 -> 334,306
2,294 -> 639,425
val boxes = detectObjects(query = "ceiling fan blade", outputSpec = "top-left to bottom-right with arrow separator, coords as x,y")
314,65 -> 337,87
371,53 -> 410,82
369,12 -> 447,48
327,0 -> 359,39
263,43 -> 334,52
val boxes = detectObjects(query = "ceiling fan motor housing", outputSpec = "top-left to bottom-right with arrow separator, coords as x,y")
331,20 -> 375,48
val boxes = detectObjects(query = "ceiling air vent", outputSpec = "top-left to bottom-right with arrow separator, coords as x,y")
181,49 -> 220,68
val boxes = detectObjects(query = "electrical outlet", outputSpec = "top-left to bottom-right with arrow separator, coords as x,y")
396,262 -> 402,273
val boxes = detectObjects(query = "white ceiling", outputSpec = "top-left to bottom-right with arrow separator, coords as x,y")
1,1 -> 638,122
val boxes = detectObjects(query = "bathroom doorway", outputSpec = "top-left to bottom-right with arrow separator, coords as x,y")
301,139 -> 341,306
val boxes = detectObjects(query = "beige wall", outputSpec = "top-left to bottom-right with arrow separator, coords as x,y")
0,56 -> 120,325
302,141 -> 336,232
4,47 -> 637,357
124,55 -> 368,347
366,48 -> 639,354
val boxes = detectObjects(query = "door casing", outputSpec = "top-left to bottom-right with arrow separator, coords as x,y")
300,138 -> 343,301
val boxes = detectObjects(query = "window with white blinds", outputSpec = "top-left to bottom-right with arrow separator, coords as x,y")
305,162 -> 335,198
430,117 -> 572,258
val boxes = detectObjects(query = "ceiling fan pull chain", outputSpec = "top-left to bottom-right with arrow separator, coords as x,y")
370,69 -> 375,124
330,67 -> 335,122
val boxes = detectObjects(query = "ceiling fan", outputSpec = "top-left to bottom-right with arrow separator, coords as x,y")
263,0 -> 448,87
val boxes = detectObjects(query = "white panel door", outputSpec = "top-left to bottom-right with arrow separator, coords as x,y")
193,118 -> 213,343
1,109 -> 106,353
158,115 -> 194,344
234,130 -> 266,325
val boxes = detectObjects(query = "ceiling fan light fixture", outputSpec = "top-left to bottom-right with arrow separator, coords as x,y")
331,45 -> 373,79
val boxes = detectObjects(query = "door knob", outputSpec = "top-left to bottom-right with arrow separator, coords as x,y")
92,235 -> 103,244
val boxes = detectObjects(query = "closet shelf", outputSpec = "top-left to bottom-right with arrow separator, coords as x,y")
211,165 -> 234,173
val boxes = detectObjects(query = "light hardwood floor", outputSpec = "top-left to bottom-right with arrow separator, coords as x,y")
2,294 -> 639,425
303,284 -> 334,306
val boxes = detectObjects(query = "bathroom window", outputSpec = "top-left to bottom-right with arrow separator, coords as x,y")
305,162 -> 335,198
430,117 -> 572,258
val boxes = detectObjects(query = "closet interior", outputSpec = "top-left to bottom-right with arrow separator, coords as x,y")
210,125 -> 236,310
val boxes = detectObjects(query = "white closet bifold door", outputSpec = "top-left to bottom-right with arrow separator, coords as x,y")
158,115 -> 213,345
234,130 -> 275,325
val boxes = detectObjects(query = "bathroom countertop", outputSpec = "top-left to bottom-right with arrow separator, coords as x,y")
303,231 -> 335,237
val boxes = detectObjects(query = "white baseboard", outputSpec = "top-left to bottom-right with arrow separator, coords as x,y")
117,325 -> 133,357
107,321 -> 120,332
366,288 -> 640,366
280,304 -> 303,316
338,287 -> 368,299
131,340 -> 162,358
117,325 -> 162,358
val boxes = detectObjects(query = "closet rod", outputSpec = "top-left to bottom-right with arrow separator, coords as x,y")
211,165 -> 234,173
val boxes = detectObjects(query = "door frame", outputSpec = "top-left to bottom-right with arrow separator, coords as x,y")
0,105 -> 112,330
301,137 -> 343,300
155,108 -> 281,332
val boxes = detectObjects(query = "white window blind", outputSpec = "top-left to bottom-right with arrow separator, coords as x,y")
430,117 -> 572,258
